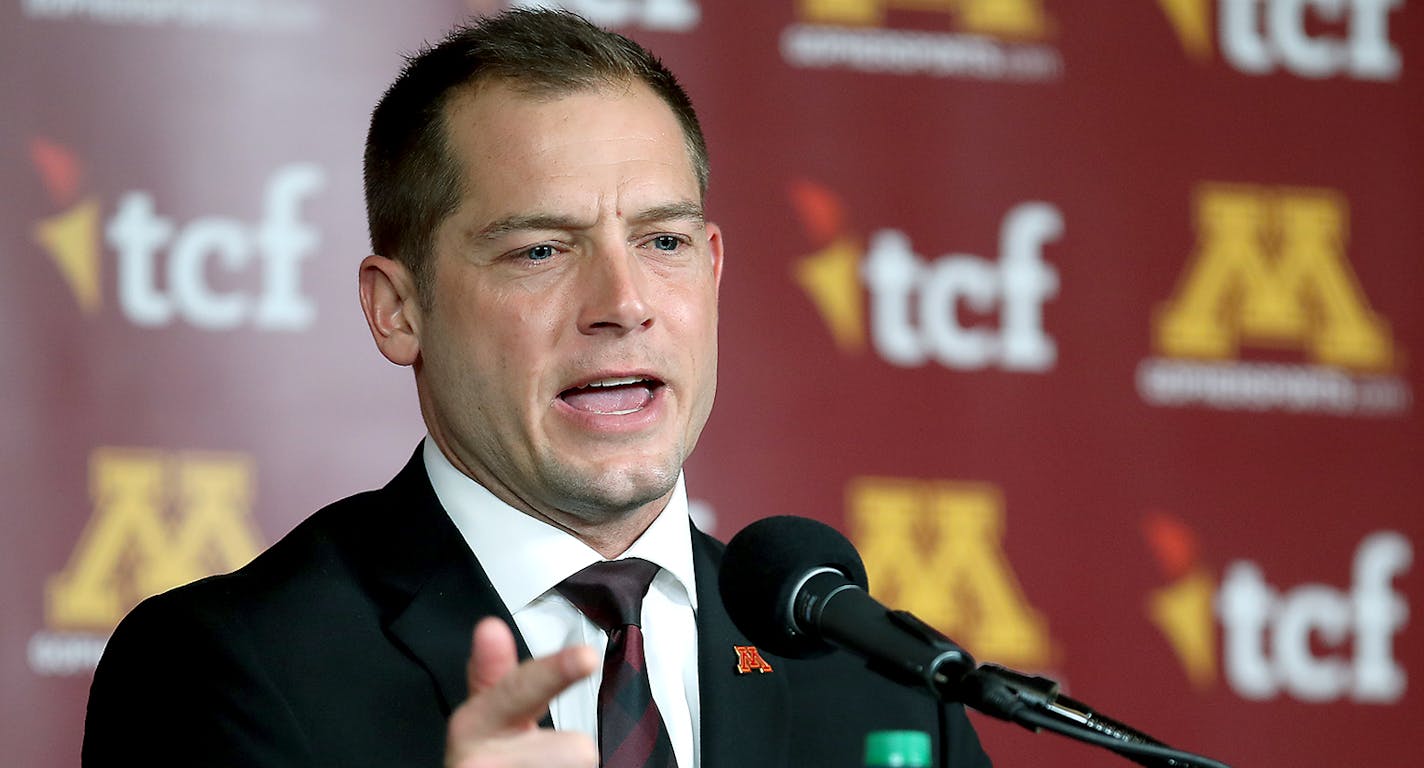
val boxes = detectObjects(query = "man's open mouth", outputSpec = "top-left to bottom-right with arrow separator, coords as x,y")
559,376 -> 664,415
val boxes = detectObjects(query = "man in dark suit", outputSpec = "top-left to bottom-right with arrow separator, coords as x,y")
84,10 -> 991,767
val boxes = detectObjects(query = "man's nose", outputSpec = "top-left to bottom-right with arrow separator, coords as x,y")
576,244 -> 654,335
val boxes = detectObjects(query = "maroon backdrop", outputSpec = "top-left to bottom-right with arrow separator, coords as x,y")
4,1 -> 1420,766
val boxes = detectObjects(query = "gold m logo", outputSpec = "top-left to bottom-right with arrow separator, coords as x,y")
1155,183 -> 1393,371
849,477 -> 1051,667
800,0 -> 1050,36
46,447 -> 264,630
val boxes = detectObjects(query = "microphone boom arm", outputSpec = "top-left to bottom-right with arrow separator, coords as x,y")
940,657 -> 1232,768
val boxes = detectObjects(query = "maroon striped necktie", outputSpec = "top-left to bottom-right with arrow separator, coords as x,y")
557,558 -> 678,768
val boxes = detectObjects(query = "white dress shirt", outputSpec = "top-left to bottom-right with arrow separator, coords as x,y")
424,438 -> 701,768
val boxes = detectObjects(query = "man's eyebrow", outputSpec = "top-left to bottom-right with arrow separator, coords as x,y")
474,213 -> 586,242
473,201 -> 707,242
627,201 -> 706,226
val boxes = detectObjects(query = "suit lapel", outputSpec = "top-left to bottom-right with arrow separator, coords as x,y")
363,447 -> 535,715
386,553 -> 519,713
693,528 -> 790,768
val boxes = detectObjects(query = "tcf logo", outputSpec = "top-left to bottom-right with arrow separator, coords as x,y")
1158,0 -> 1404,80
30,137 -> 324,331
791,180 -> 1062,372
1144,512 -> 1411,703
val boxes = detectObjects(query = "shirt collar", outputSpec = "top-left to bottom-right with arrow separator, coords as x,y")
422,437 -> 698,614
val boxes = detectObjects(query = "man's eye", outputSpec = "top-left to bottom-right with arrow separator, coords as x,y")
650,235 -> 682,251
524,244 -> 555,261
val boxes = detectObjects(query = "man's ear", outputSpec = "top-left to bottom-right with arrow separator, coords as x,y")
359,255 -> 422,366
706,222 -> 725,295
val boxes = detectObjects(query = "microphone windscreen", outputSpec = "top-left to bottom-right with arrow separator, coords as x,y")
718,515 -> 869,659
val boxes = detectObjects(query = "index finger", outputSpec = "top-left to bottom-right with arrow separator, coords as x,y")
463,618 -> 599,731
467,617 -> 520,697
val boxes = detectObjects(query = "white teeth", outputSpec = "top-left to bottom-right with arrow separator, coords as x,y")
583,376 -> 645,388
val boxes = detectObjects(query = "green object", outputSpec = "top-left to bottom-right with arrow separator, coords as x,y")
863,729 -> 932,767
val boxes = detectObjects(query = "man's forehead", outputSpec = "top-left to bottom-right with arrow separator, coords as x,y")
443,75 -> 652,135
438,78 -> 701,226
442,77 -> 694,172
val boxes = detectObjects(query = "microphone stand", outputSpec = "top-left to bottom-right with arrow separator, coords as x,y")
886,611 -> 1232,768
957,664 -> 1230,768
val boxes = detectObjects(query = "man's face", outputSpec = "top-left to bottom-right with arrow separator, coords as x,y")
414,79 -> 723,533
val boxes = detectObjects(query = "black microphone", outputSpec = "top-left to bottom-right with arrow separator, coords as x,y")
718,515 -> 975,698
718,515 -> 1235,768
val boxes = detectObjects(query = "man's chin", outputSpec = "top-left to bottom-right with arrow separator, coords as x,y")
544,465 -> 680,523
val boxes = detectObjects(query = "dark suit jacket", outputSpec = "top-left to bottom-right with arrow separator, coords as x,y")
83,449 -> 991,767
